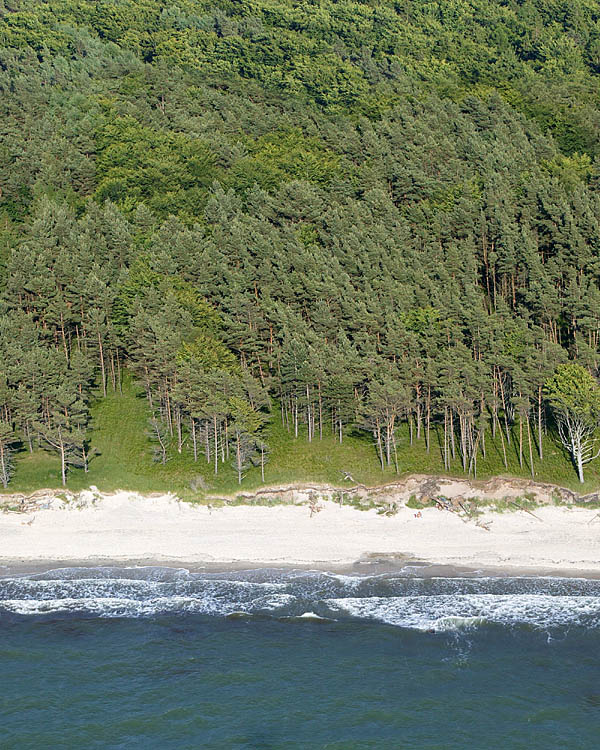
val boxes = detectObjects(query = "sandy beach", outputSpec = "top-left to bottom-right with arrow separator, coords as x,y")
1,490 -> 600,574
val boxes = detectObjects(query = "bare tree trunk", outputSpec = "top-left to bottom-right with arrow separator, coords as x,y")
496,412 -> 508,468
191,418 -> 197,462
518,415 -> 523,469
460,414 -> 468,472
294,398 -> 298,439
236,433 -> 242,484
499,374 -> 511,445
176,407 -> 183,453
527,414 -> 534,479
214,415 -> 219,475
0,442 -> 9,488
117,349 -> 123,394
443,406 -> 449,470
537,386 -> 543,460
468,429 -> 480,477
426,386 -> 431,453
385,419 -> 391,466
60,443 -> 66,486
154,421 -> 167,465
25,423 -> 33,453
375,420 -> 384,470
98,329 -> 106,397
318,383 -> 323,440
109,350 -> 116,390
165,385 -> 173,436
480,392 -> 486,458
306,385 -> 312,443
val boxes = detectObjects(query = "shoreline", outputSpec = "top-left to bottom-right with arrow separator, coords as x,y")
4,557 -> 600,581
2,486 -> 600,577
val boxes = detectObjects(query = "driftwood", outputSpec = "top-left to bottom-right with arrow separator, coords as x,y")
509,500 -> 543,521
1,491 -> 61,515
0,487 -> 98,515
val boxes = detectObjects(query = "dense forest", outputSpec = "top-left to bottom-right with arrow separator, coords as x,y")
3,0 -> 600,490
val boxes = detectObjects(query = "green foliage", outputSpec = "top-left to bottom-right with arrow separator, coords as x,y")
177,334 -> 239,373
401,307 -> 441,335
405,494 -> 421,509
228,395 -> 266,436
95,115 -> 219,216
228,129 -> 342,192
545,363 -> 600,420
544,363 -> 600,482
5,378 -> 600,497
5,0 -> 600,490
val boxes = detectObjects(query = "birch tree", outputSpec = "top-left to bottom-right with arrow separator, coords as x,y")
545,363 -> 600,483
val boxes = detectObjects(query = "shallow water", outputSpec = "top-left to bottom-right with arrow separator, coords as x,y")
2,566 -> 600,748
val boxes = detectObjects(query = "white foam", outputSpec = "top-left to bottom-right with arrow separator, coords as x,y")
3,569 -> 600,629
296,612 -> 331,620
0,573 -> 295,618
0,591 -> 296,618
321,572 -> 370,584
326,594 -> 600,631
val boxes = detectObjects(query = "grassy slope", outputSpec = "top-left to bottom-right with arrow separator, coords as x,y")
6,376 -> 600,497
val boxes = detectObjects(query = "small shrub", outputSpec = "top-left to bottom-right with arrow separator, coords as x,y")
405,494 -> 421,509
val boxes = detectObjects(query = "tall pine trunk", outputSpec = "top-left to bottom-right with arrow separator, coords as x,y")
98,329 -> 106,397
518,415 -> 523,469
375,420 -> 384,470
191,418 -> 197,462
537,386 -> 544,460
214,415 -> 219,475
426,386 -> 431,453
236,433 -> 242,484
526,414 -> 534,479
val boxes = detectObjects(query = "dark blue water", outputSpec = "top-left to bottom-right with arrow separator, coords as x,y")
2,567 -> 600,749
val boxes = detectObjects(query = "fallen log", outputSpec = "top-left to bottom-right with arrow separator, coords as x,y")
509,500 -> 543,521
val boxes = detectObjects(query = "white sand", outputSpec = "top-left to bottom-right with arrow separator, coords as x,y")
1,491 -> 600,573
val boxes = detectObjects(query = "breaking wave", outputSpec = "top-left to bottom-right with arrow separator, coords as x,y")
2,566 -> 600,631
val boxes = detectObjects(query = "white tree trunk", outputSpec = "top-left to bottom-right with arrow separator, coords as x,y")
60,444 -> 66,487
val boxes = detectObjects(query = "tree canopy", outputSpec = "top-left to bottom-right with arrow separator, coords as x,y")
2,0 -> 600,487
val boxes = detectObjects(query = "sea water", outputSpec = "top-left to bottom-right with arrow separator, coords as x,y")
1,566 -> 600,749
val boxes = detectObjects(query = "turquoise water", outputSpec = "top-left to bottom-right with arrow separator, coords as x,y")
2,567 -> 600,749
